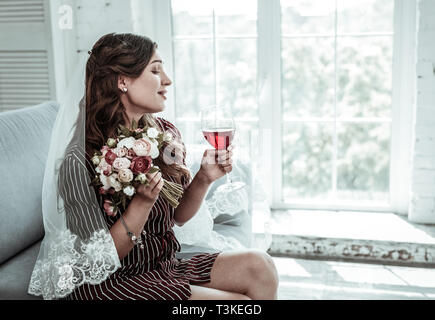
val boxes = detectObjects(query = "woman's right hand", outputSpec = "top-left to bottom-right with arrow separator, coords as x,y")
135,171 -> 164,206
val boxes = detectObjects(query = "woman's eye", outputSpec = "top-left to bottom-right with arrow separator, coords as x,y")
152,70 -> 160,74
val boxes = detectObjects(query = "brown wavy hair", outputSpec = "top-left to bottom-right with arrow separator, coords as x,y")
84,32 -> 190,184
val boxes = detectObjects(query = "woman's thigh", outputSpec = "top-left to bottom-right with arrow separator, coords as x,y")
195,249 -> 272,294
188,284 -> 250,300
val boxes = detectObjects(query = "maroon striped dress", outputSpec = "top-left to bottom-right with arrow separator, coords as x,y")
62,117 -> 220,300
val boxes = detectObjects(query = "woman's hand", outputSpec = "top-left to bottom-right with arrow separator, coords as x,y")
135,171 -> 164,207
197,145 -> 234,185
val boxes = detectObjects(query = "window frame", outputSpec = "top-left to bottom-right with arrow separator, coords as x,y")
154,0 -> 416,214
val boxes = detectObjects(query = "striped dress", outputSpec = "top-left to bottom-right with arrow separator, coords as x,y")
60,117 -> 220,300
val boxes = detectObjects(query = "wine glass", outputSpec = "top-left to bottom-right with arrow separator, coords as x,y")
201,105 -> 245,192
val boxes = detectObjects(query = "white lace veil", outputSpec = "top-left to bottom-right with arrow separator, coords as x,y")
27,53 -> 121,300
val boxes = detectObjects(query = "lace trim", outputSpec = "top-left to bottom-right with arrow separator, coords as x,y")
206,187 -> 249,219
28,229 -> 121,300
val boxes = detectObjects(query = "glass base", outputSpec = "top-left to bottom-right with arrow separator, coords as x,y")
216,181 -> 246,193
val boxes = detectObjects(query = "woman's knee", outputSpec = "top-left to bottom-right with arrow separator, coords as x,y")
244,249 -> 279,289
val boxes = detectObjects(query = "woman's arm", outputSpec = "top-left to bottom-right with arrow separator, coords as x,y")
173,169 -> 212,226
174,146 -> 234,226
110,171 -> 163,260
109,196 -> 153,260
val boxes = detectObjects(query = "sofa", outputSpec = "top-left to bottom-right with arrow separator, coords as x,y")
0,101 -> 253,300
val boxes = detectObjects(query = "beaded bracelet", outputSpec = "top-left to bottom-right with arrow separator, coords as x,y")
119,214 -> 145,249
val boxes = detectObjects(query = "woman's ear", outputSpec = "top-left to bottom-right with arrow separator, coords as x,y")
117,75 -> 129,92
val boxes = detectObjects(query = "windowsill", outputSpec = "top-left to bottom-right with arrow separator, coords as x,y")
253,209 -> 435,267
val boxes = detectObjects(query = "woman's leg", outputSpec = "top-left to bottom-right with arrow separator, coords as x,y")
188,284 -> 251,300
196,249 -> 279,300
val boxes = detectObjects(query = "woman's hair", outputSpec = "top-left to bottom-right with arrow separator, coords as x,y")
84,32 -> 190,184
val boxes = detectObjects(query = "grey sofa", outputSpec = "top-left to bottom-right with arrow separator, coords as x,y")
0,101 -> 252,300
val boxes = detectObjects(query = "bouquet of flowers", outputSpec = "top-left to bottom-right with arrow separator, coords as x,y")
90,120 -> 184,216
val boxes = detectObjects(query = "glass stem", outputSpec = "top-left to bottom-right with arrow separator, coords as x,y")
226,172 -> 232,184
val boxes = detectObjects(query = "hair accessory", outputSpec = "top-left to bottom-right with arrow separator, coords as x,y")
88,50 -> 92,55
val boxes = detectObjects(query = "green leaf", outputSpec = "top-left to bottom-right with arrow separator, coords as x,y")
148,167 -> 159,174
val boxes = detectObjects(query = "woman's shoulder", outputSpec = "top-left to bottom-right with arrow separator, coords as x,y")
155,117 -> 181,139
59,144 -> 91,174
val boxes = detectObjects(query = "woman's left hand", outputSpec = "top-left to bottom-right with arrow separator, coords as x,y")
197,145 -> 234,184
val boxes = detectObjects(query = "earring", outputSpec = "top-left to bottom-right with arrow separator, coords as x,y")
123,87 -> 127,93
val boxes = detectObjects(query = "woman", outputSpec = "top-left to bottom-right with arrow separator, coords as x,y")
41,33 -> 278,300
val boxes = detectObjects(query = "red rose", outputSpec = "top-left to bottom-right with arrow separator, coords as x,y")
105,149 -> 117,165
130,156 -> 152,174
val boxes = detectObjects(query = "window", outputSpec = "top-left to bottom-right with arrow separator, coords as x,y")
280,0 -> 394,207
165,0 -> 411,212
170,0 -> 258,171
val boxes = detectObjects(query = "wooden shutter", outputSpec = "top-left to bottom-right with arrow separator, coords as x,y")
0,0 -> 54,112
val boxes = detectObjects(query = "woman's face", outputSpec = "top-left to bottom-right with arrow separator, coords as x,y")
119,50 -> 172,121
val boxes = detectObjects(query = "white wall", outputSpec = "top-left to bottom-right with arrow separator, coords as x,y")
409,0 -> 435,223
48,0 -> 79,101
75,0 -> 157,52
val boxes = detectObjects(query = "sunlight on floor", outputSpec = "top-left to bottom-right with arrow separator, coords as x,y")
272,256 -> 435,300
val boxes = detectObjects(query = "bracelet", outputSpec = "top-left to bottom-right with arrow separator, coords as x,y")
119,214 -> 145,249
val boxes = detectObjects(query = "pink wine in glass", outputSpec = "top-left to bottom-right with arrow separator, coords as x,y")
202,128 -> 235,150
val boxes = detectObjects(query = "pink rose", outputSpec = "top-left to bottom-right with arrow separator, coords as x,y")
132,138 -> 152,157
115,147 -> 128,158
105,149 -> 117,165
112,157 -> 131,171
101,145 -> 110,156
130,156 -> 152,174
103,199 -> 116,216
98,187 -> 106,195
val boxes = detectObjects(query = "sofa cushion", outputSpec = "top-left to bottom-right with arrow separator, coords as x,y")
175,209 -> 252,260
188,161 -> 253,227
0,102 -> 59,264
0,240 -> 42,300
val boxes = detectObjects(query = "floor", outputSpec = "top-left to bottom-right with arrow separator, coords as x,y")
251,208 -> 435,299
272,256 -> 435,300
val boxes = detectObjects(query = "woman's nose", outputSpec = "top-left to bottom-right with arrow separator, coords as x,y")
162,72 -> 172,86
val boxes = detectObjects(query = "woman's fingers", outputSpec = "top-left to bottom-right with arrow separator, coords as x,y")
152,177 -> 164,193
216,149 -> 233,164
146,171 -> 162,189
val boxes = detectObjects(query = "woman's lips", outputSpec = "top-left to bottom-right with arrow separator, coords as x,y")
158,90 -> 167,100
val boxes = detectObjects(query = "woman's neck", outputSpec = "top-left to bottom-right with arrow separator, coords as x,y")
123,112 -> 144,129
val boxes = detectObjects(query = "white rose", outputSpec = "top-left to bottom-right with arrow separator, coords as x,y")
91,155 -> 100,166
107,138 -> 117,148
123,185 -> 135,197
99,174 -> 111,190
118,168 -> 134,183
136,173 -> 147,184
108,173 -> 122,192
163,132 -> 173,142
112,157 -> 131,171
150,143 -> 159,159
114,147 -> 128,158
117,136 -> 136,149
146,127 -> 159,139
